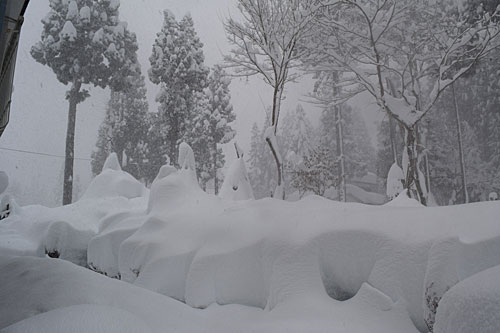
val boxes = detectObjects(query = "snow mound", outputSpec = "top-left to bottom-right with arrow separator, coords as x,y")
434,265 -> 500,333
154,164 -> 176,182
324,184 -> 387,205
3,304 -> 151,333
115,195 -> 500,332
0,171 -> 8,194
0,255 -> 420,332
0,256 -> 202,331
219,156 -> 254,201
103,152 -> 121,171
81,154 -> 147,200
178,142 -> 196,171
386,163 -> 404,199
0,196 -> 146,265
422,231 -> 500,331
384,191 -> 423,207
1,194 -> 20,216
60,21 -> 77,41
147,144 -> 203,214
87,211 -> 146,278
147,166 -> 204,215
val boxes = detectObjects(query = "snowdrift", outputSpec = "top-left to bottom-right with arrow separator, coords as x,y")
112,191 -> 500,332
0,153 -> 148,266
434,265 -> 500,333
81,153 -> 148,200
1,148 -> 500,332
0,256 -> 202,332
0,255 -> 419,333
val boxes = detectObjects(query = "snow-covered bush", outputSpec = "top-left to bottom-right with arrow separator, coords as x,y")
386,163 -> 404,200
82,153 -> 147,200
434,265 -> 500,333
219,156 -> 254,201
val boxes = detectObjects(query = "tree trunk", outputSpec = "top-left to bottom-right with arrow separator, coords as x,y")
335,105 -> 346,202
266,136 -> 284,198
213,141 -> 219,195
386,79 -> 398,164
267,85 -> 284,199
404,127 -> 427,206
452,83 -> 469,204
422,121 -> 431,199
63,81 -> 81,205
168,112 -> 179,166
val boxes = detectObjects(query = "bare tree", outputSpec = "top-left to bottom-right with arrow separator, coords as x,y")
304,0 -> 500,205
224,0 -> 319,198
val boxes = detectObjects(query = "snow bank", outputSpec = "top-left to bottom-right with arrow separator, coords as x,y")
3,304 -> 151,333
0,171 -> 8,194
3,200 -> 500,332
384,190 -> 423,207
0,156 -> 148,265
87,210 -> 146,278
114,195 -> 500,332
324,184 -> 386,205
0,152 -> 151,266
0,196 -> 145,266
81,153 -> 147,200
2,149 -> 500,332
422,230 -> 500,330
146,163 -> 204,215
0,256 -> 202,331
0,256 -> 419,333
434,265 -> 500,333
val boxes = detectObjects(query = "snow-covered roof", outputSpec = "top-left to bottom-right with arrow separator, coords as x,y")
0,0 -> 31,137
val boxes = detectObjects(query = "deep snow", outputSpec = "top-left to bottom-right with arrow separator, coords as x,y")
1,151 -> 500,332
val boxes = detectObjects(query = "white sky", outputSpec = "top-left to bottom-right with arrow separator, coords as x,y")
0,0 -> 382,207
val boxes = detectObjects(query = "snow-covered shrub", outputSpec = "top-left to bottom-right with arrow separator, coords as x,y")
219,156 -> 254,201
434,265 -> 500,333
81,153 -> 147,200
386,163 -> 405,200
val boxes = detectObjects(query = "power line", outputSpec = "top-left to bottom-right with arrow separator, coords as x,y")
0,146 -> 165,168
0,146 -> 92,161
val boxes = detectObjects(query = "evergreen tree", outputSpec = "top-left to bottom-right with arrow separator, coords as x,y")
148,11 -> 209,165
318,104 -> 371,181
425,100 -> 460,205
290,143 -> 337,198
280,105 -> 314,162
187,65 -> 236,193
31,0 -> 134,205
91,64 -> 149,180
280,104 -> 315,194
427,60 -> 500,204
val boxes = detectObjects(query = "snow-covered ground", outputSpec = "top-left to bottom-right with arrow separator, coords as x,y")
1,151 -> 500,332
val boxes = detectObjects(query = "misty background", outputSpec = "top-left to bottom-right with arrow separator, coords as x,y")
0,0 -> 380,207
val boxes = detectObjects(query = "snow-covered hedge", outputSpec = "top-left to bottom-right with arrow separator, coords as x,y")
2,149 -> 500,332
434,265 -> 500,333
